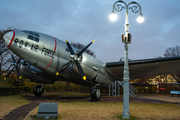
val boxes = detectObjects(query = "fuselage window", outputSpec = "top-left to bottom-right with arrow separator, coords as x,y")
66,48 -> 69,52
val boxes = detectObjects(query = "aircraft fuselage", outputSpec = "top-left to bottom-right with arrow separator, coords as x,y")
3,30 -> 112,87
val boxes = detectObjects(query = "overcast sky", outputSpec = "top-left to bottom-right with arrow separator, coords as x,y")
1,0 -> 180,63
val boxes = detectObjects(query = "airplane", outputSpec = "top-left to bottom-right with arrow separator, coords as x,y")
2,29 -> 180,101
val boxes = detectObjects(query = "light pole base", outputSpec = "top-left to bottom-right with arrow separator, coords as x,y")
122,111 -> 130,119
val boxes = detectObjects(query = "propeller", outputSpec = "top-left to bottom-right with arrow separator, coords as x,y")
4,53 -> 22,80
56,40 -> 95,80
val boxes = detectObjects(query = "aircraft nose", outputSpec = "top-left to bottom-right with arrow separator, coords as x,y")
3,31 -> 15,47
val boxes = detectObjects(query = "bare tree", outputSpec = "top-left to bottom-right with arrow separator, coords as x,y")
164,46 -> 180,57
164,45 -> 180,85
0,28 -> 13,75
71,42 -> 96,57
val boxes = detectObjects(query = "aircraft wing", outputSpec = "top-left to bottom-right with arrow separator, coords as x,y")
105,56 -> 180,81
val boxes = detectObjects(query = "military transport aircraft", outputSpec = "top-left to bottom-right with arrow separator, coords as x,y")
2,30 -> 180,101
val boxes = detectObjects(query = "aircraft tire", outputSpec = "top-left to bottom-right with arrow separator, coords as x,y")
91,87 -> 101,101
33,85 -> 44,97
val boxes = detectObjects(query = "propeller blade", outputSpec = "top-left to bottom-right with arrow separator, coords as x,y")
76,60 -> 86,80
11,53 -> 16,64
65,40 -> 95,80
15,65 -> 21,78
77,39 -> 95,57
56,60 -> 73,75
4,67 -> 15,80
66,40 -> 75,55
10,53 -> 22,79
17,58 -> 21,64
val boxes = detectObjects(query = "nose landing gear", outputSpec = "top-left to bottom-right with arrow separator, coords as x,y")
33,85 -> 44,97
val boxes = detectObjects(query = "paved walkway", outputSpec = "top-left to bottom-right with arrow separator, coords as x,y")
0,93 -> 180,120
0,102 -> 38,120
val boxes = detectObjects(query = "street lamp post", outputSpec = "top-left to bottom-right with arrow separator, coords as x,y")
109,0 -> 144,119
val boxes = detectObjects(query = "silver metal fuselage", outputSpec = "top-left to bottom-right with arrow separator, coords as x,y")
3,30 -> 112,87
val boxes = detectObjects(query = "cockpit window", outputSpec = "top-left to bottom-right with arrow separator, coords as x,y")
21,30 -> 28,33
29,31 -> 34,35
34,33 -> 39,37
34,37 -> 39,42
21,30 -> 39,42
28,35 -> 34,40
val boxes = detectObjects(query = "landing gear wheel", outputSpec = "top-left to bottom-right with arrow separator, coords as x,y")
91,87 -> 101,101
33,85 -> 44,97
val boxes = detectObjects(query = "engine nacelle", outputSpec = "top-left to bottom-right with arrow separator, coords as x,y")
73,53 -> 112,85
30,75 -> 54,84
73,53 -> 101,80
95,73 -> 111,85
20,63 -> 54,84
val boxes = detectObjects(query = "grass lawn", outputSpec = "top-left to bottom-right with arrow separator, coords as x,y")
25,102 -> 180,120
0,94 -> 30,118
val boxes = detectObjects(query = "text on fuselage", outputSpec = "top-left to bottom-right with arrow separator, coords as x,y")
13,38 -> 55,58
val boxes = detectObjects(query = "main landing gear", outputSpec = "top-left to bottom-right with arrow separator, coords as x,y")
91,86 -> 101,101
33,85 -> 44,97
32,84 -> 102,101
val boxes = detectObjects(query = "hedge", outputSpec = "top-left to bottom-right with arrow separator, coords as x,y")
0,86 -> 28,96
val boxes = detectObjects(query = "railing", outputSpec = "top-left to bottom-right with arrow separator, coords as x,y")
109,81 -> 138,98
